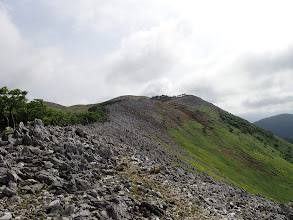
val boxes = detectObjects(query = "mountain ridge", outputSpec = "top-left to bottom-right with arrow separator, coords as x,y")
1,94 -> 292,219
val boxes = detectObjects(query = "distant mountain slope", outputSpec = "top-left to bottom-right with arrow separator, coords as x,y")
44,101 -> 95,113
44,96 -> 148,113
254,114 -> 293,142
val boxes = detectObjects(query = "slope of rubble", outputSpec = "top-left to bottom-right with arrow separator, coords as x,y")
0,98 -> 292,220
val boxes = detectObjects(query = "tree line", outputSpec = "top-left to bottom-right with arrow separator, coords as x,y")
0,86 -> 111,131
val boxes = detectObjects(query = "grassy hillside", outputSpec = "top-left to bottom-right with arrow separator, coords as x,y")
154,99 -> 293,203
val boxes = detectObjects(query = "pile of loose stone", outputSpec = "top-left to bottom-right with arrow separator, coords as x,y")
0,119 -> 178,219
0,98 -> 292,220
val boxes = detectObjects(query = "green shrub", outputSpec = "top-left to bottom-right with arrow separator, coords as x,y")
0,86 -> 120,132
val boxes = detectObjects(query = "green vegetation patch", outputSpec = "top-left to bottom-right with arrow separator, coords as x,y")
168,115 -> 293,203
0,86 -> 120,131
219,110 -> 293,163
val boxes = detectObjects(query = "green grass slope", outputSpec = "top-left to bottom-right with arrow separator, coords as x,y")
155,100 -> 293,203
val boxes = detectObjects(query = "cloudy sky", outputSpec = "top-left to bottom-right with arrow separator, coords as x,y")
1,0 -> 293,122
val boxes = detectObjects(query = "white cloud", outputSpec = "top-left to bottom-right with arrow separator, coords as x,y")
1,0 -> 293,122
46,0 -> 175,34
0,5 -> 105,105
0,5 -> 31,87
103,19 -> 191,84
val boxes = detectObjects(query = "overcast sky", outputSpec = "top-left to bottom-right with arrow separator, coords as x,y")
1,0 -> 293,122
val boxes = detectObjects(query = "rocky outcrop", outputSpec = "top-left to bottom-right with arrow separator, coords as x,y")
0,115 -> 292,219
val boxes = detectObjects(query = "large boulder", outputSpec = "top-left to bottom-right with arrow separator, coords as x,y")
36,170 -> 56,185
46,199 -> 61,213
31,119 -> 49,141
98,145 -> 113,160
2,187 -> 17,197
0,168 -> 9,185
0,212 -> 12,220
75,127 -> 87,137
18,121 -> 28,133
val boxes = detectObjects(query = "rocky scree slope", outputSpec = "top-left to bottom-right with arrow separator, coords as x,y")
0,97 -> 291,219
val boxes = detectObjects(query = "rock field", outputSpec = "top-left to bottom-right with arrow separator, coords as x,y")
0,99 -> 292,219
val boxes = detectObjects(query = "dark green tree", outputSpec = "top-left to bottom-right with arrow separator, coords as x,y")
7,88 -> 28,129
0,86 -> 10,128
0,87 -> 27,129
26,99 -> 48,121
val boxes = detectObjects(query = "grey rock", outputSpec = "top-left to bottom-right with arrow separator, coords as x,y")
75,127 -> 86,137
0,140 -> 8,146
23,134 -> 32,145
2,187 -> 17,197
46,199 -> 61,213
10,195 -> 21,203
21,147 -> 32,157
76,209 -> 91,217
0,168 -> 8,185
7,181 -> 17,190
63,205 -> 75,216
7,135 -> 16,146
49,135 -> 58,144
75,178 -> 91,190
64,143 -> 78,154
0,212 -> 12,220
44,161 -> 54,169
0,156 -> 8,168
139,202 -> 164,217
51,157 -> 64,166
36,170 -> 56,185
20,185 -> 34,194
34,119 -> 44,127
18,122 -> 28,133
30,183 -> 45,192
156,191 -> 163,198
100,210 -> 109,218
33,125 -> 44,139
98,145 -> 113,160
14,130 -> 22,138
7,170 -> 20,182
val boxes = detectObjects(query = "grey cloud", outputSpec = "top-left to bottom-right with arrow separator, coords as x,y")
243,96 -> 293,108
184,85 -> 219,103
238,46 -> 293,75
46,0 -> 174,34
105,48 -> 176,84
104,21 -> 190,84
